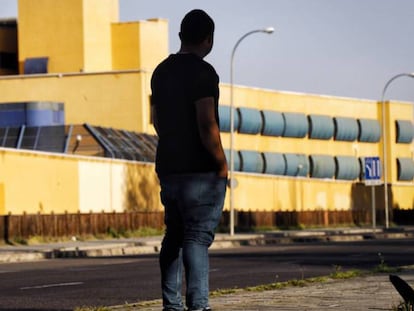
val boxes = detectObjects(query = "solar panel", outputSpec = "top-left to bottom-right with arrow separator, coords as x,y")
36,126 -> 66,152
19,126 -> 40,150
0,126 -> 20,148
84,124 -> 157,162
0,123 -> 157,162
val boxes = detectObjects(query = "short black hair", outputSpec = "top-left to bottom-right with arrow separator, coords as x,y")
179,9 -> 214,45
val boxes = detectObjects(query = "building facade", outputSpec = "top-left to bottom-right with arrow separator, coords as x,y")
0,0 -> 413,223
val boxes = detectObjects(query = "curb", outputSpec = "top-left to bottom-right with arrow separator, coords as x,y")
1,227 -> 414,263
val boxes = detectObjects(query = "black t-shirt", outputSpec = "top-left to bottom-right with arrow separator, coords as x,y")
151,53 -> 220,177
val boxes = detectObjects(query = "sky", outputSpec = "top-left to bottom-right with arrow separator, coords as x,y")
1,0 -> 414,103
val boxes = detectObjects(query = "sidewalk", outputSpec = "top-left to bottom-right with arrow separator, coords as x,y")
1,227 -> 414,263
110,267 -> 414,311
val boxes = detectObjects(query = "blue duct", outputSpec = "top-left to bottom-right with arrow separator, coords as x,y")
335,156 -> 360,180
285,153 -> 309,176
282,112 -> 308,138
218,105 -> 240,132
308,114 -> 334,140
309,155 -> 335,178
334,117 -> 359,141
239,150 -> 264,173
397,158 -> 414,181
358,118 -> 381,142
261,110 -> 284,136
395,120 -> 413,144
262,152 -> 286,175
238,107 -> 263,134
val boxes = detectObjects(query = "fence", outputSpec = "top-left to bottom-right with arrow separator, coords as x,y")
0,211 -> 164,242
1,209 -> 412,242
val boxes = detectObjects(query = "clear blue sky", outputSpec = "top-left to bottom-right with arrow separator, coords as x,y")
1,0 -> 413,103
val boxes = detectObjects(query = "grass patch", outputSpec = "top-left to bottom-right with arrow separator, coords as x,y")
392,301 -> 414,311
210,287 -> 243,296
8,227 -> 164,246
373,252 -> 402,274
330,265 -> 363,279
103,227 -> 163,239
211,266 -> 362,297
74,307 -> 112,311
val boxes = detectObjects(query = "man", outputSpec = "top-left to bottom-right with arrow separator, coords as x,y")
150,9 -> 228,311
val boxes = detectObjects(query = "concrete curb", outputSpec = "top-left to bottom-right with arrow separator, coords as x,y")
1,227 -> 414,263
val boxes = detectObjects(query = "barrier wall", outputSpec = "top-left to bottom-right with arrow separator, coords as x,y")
2,145 -> 413,216
0,148 -> 161,215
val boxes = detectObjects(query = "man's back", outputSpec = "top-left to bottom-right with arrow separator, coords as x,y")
151,53 -> 219,177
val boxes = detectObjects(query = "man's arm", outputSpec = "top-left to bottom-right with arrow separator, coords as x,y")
150,94 -> 160,135
195,97 -> 228,178
151,104 -> 160,135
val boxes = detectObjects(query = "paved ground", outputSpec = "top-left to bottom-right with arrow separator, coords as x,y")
110,268 -> 414,311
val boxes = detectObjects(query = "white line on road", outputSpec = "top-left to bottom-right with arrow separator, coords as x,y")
20,282 -> 84,290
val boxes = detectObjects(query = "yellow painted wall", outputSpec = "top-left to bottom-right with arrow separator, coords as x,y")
0,149 -> 79,214
111,18 -> 168,133
0,182 -> 4,215
112,23 -> 141,70
393,185 -> 414,209
112,19 -> 168,71
18,0 -> 85,73
136,19 -> 169,72
227,173 -> 354,212
0,71 -> 148,132
77,160 -> 162,213
83,0 -> 119,72
78,161 -> 124,213
18,0 -> 118,73
0,148 -> 162,215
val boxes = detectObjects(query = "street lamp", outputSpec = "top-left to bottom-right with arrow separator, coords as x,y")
229,27 -> 275,236
380,72 -> 414,228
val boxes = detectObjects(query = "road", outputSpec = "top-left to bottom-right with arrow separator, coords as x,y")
0,238 -> 413,311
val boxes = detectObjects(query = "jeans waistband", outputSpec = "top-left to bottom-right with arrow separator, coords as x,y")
159,172 -> 221,182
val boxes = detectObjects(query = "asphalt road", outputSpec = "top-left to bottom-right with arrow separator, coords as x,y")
0,238 -> 413,311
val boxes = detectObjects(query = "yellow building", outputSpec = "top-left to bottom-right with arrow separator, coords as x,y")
0,0 -> 413,228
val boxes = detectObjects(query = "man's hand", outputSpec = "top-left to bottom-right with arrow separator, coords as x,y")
217,161 -> 228,178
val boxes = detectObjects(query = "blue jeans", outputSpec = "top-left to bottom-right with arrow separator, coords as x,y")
159,172 -> 227,311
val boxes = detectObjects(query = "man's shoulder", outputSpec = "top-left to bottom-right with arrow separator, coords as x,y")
153,54 -> 218,81
154,55 -> 174,71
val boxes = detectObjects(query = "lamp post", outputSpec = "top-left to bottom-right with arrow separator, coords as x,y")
229,27 -> 274,236
380,72 -> 414,229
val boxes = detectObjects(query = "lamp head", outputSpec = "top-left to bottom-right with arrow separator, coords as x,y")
263,27 -> 275,34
